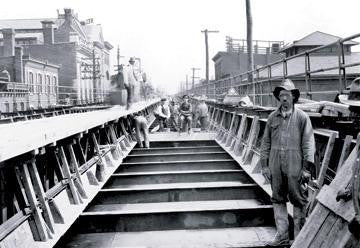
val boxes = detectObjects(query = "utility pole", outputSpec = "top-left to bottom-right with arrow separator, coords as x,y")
246,0 -> 254,102
191,67 -> 200,90
186,75 -> 189,93
201,29 -> 219,96
115,45 -> 124,73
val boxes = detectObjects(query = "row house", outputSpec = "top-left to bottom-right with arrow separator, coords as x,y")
0,8 -> 113,108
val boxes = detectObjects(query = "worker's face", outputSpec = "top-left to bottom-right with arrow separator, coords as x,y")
184,97 -> 189,103
279,90 -> 293,110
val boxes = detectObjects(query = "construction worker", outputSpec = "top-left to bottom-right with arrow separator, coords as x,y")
124,57 -> 140,109
339,77 -> 360,117
195,95 -> 209,130
260,79 -> 315,246
132,112 -> 150,148
179,94 -> 192,134
154,98 -> 170,131
169,100 -> 180,131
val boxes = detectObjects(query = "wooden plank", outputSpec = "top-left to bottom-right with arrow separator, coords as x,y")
320,217 -> 347,248
91,134 -> 106,182
48,199 -> 65,224
243,116 -> 260,165
317,185 -> 354,222
221,112 -> 235,144
67,144 -> 82,185
309,211 -> 337,248
225,113 -> 238,146
230,114 -> 247,152
28,160 -> 55,234
234,115 -> 248,156
109,125 -> 124,159
19,164 -> 48,241
317,131 -> 337,188
292,204 -> 330,248
120,121 -> 131,147
58,147 -> 80,204
336,135 -> 353,172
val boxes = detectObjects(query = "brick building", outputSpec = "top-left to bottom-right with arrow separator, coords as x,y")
212,37 -> 284,80
0,8 -> 113,105
0,29 -> 59,112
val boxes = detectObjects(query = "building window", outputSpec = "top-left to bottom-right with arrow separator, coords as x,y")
29,72 -> 34,93
20,102 -> 25,111
53,76 -> 57,94
37,73 -> 42,93
46,75 -> 51,94
5,102 -> 9,112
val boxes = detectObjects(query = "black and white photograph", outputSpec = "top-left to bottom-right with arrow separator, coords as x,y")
0,0 -> 360,247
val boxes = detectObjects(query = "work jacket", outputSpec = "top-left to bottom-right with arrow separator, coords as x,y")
260,106 -> 315,176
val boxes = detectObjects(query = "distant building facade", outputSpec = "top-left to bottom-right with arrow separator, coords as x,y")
256,31 -> 360,102
212,37 -> 284,80
0,8 -> 113,108
0,30 -> 59,112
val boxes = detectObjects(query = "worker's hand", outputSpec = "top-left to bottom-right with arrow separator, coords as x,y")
336,188 -> 352,202
261,167 -> 271,183
299,169 -> 311,185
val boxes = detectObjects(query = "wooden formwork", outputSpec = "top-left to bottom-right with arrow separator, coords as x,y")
0,100 -> 160,248
206,102 -> 358,245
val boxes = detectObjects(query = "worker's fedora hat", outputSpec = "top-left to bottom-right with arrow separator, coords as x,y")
339,77 -> 360,107
273,78 -> 300,103
183,94 -> 189,99
129,57 -> 136,63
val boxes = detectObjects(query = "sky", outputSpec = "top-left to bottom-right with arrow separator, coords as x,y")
1,0 -> 360,94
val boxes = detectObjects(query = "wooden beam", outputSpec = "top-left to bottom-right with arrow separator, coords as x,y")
336,135 -> 353,172
18,164 -> 48,241
91,133 -> 106,182
28,160 -> 55,234
58,147 -> 80,204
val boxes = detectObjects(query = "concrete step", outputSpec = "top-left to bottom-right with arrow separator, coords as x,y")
123,151 -> 231,163
78,200 -> 274,232
104,170 -> 252,187
93,182 -> 270,205
149,140 -> 218,148
57,227 -> 277,248
131,146 -> 224,155
117,159 -> 238,172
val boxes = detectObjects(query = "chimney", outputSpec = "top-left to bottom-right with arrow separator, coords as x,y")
14,47 -> 23,83
64,8 -> 74,22
41,20 -> 55,45
2,29 -> 15,57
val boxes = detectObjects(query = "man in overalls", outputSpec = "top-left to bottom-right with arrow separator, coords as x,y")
260,79 -> 315,246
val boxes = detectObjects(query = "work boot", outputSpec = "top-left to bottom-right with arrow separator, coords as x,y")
144,141 -> 150,149
293,206 -> 307,239
266,203 -> 289,246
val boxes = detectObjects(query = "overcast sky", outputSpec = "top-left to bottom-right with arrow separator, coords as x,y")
2,0 -> 360,94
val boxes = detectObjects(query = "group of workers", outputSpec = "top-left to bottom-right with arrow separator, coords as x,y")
128,77 -> 360,246
154,94 -> 209,134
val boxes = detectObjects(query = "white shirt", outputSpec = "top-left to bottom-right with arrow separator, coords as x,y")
155,104 -> 170,119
